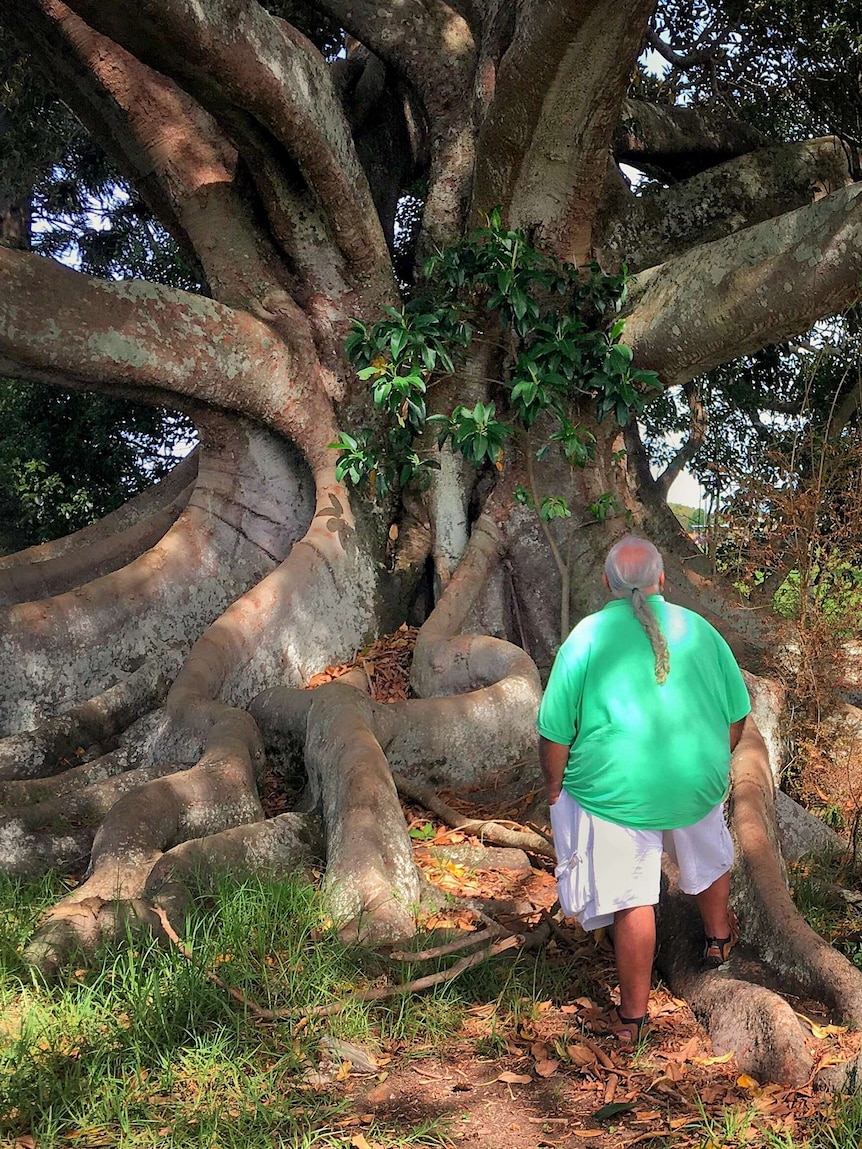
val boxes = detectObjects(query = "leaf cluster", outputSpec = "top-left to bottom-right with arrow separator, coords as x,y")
332,210 -> 660,505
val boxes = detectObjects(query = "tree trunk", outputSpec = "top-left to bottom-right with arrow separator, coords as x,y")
3,0 -> 862,1089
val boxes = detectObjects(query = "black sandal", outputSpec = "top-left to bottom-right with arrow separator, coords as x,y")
589,1005 -> 649,1045
704,909 -> 740,968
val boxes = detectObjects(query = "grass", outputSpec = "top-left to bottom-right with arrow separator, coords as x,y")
787,847 -> 862,972
8,865 -> 862,1149
0,871 -> 585,1149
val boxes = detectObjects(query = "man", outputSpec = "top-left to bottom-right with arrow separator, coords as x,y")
537,536 -> 750,1043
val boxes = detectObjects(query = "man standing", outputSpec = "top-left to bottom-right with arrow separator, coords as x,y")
537,536 -> 750,1043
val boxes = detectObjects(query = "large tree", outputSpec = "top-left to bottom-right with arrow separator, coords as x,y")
3,0 -> 862,1087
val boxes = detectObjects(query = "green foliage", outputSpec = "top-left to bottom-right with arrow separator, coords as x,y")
0,379 -> 192,552
588,493 -> 620,524
333,210 -> 660,498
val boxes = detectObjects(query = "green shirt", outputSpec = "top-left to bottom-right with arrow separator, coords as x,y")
536,596 -> 751,829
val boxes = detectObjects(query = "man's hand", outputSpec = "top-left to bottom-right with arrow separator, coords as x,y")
539,736 -> 570,806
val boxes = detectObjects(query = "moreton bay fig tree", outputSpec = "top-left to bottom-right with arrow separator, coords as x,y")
4,0 -> 862,1087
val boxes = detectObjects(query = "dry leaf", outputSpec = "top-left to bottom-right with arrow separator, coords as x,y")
350,1135 -> 374,1149
534,1059 -> 560,1078
664,1059 -> 685,1082
531,1041 -> 550,1061
571,1130 -> 604,1139
497,1072 -> 533,1085
566,1044 -> 597,1067
666,1034 -> 700,1063
336,1060 -> 353,1080
737,1074 -> 759,1090
669,1116 -> 694,1130
694,1050 -> 735,1066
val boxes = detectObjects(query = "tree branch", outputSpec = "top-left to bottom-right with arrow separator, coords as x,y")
601,136 -> 856,272
0,247 -> 339,470
319,0 -> 477,250
645,26 -> 722,70
63,0 -> 394,295
473,0 -> 657,263
613,98 -> 769,181
16,0 -> 328,333
624,183 -> 862,388
317,0 -> 474,122
655,383 -> 706,498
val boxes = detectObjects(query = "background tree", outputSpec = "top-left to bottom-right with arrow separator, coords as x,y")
4,0 -> 862,1086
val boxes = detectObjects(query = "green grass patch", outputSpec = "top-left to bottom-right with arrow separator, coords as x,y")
0,871 -> 584,1148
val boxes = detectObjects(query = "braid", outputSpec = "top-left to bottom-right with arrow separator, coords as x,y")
631,588 -> 670,685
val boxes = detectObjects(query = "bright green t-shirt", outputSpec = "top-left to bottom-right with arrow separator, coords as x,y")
536,596 -> 751,830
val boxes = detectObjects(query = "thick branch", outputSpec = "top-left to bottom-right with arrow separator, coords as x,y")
625,183 -> 862,387
0,246 -> 338,469
601,136 -> 856,272
24,0 -> 332,328
613,97 -> 769,180
474,0 -> 656,263
317,0 -> 474,124
64,0 -> 393,293
319,0 -> 477,248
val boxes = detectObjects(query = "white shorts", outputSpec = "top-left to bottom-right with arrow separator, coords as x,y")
549,790 -> 734,932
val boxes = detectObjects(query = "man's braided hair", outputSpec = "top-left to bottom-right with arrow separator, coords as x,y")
604,537 -> 670,684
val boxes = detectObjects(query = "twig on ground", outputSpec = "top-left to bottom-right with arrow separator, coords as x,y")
578,1034 -> 616,1071
154,906 -> 523,1022
390,921 -> 506,962
303,935 -> 523,1017
153,905 -> 275,1020
393,772 -> 556,859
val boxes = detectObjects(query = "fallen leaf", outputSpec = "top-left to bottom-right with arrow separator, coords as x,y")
737,1074 -> 759,1090
694,1050 -> 735,1066
350,1135 -> 374,1149
571,1130 -> 604,1139
666,1034 -> 700,1062
336,1060 -> 353,1080
534,1059 -> 560,1078
592,1102 -> 634,1121
497,1072 -> 533,1085
566,1044 -> 597,1067
531,1041 -> 550,1061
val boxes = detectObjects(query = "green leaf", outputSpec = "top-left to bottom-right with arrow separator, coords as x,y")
592,1103 -> 635,1122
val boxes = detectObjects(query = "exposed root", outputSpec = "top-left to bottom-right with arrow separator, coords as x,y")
0,419 -> 310,734
0,472 -> 195,607
657,713 -> 862,1088
0,660 -> 169,782
393,772 -> 554,859
300,934 -> 523,1018
145,810 -> 323,896
23,738 -> 264,973
303,684 -> 421,945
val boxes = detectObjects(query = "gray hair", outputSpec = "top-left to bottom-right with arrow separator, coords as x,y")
604,537 -> 669,684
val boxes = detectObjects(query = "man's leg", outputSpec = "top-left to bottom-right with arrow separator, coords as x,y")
613,904 -> 655,1020
695,869 -> 732,939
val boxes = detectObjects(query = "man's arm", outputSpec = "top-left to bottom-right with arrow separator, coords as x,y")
730,718 -> 746,752
539,736 -> 570,806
